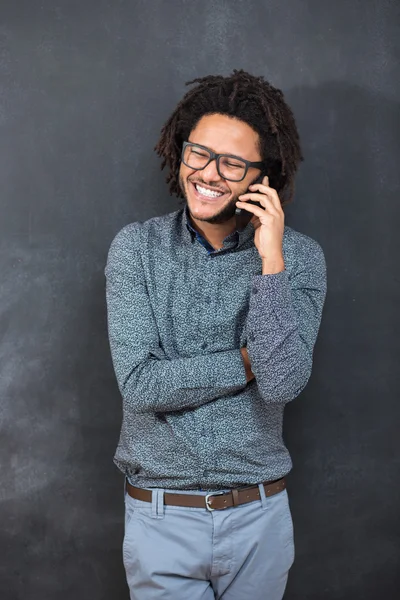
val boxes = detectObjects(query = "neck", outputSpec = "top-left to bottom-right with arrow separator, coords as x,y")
188,213 -> 237,250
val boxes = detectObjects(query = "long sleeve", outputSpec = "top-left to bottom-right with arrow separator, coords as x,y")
246,235 -> 327,404
105,224 -> 248,414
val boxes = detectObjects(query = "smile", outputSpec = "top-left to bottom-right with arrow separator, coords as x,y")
191,182 -> 228,202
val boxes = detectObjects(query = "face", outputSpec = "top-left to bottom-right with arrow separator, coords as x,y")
179,113 -> 263,225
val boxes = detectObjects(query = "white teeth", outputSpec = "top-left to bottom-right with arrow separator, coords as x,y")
195,184 -> 224,198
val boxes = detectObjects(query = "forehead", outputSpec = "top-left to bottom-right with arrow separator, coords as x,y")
188,113 -> 261,160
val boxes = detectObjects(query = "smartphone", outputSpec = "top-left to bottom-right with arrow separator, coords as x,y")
235,173 -> 265,232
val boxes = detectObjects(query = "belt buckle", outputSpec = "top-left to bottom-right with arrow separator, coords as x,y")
205,491 -> 227,512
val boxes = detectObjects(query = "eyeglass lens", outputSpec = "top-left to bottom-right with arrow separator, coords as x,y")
183,144 -> 247,181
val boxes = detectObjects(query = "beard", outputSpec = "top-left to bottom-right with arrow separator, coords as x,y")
179,174 -> 249,225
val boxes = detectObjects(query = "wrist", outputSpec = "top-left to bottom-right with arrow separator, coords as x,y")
261,255 -> 285,275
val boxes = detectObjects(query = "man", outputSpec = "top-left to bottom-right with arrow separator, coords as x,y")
105,69 -> 327,599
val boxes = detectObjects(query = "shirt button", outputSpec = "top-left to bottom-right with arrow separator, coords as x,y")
252,286 -> 258,294
249,334 -> 255,342
201,342 -> 208,349
204,296 -> 211,304
203,470 -> 209,478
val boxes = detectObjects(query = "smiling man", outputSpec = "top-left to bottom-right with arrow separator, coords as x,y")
105,69 -> 327,600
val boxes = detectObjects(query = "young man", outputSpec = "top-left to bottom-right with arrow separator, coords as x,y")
105,69 -> 327,600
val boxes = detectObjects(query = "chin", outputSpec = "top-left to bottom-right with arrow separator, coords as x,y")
190,200 -> 237,225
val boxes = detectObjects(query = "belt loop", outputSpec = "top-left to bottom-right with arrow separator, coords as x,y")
232,489 -> 239,506
157,488 -> 165,518
151,488 -> 165,519
258,482 -> 268,511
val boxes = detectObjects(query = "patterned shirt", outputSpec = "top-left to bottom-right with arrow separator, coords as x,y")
105,204 -> 327,490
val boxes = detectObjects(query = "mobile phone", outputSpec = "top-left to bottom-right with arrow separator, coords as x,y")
235,173 -> 265,232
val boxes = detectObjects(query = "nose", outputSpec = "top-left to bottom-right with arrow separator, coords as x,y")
199,158 -> 223,183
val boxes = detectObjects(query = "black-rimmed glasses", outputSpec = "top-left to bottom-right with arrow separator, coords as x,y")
181,141 -> 264,182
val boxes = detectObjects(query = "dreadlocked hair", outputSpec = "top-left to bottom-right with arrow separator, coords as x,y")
154,69 -> 303,206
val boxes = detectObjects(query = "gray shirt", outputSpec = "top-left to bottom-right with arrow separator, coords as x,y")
105,204 -> 327,490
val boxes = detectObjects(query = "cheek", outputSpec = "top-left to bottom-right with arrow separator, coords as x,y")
232,182 -> 250,198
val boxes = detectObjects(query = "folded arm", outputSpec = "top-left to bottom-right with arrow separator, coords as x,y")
105,224 -> 248,414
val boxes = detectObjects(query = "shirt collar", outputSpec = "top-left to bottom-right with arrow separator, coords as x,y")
181,203 -> 255,252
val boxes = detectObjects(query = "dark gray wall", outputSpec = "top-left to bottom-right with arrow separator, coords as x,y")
1,1 -> 399,598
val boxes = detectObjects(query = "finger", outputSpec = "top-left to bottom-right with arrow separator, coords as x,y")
251,173 -> 269,190
235,201 -> 266,219
237,193 -> 280,214
247,184 -> 281,211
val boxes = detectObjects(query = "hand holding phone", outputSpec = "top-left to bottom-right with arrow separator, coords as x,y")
235,173 -> 265,232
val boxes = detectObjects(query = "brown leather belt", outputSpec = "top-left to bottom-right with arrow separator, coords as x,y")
126,478 -> 286,511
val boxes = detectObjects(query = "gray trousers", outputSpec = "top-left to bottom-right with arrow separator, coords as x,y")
123,482 -> 295,599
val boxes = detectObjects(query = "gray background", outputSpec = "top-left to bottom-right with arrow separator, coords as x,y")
1,1 -> 399,598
